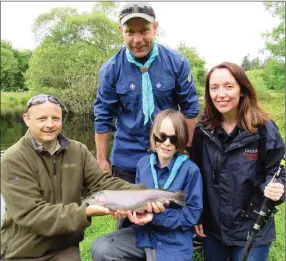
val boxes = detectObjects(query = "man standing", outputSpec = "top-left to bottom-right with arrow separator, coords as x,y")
1,94 -> 161,260
94,2 -> 199,183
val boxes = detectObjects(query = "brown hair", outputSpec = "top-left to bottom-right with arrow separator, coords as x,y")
199,62 -> 268,132
149,109 -> 189,153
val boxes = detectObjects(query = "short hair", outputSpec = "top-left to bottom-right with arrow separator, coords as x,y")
200,62 -> 268,132
149,109 -> 189,153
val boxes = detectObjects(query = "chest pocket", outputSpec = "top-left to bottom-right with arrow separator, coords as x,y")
117,73 -> 140,110
152,72 -> 176,108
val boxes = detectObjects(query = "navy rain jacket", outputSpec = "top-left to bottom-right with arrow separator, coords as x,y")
191,120 -> 285,247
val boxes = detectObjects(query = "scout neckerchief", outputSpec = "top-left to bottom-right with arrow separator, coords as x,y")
126,42 -> 158,125
150,153 -> 188,189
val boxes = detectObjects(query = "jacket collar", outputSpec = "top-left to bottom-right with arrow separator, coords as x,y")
196,122 -> 260,152
25,130 -> 70,154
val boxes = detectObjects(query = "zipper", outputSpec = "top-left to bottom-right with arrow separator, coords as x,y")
52,158 -> 56,176
52,157 -> 57,203
200,127 -> 211,138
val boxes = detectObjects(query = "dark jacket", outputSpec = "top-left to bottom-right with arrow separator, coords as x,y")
191,120 -> 285,247
1,131 -> 137,258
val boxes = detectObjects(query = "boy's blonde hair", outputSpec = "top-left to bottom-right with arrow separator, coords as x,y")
149,109 -> 189,153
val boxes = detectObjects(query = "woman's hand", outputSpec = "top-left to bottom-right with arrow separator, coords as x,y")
194,224 -> 206,237
264,182 -> 284,201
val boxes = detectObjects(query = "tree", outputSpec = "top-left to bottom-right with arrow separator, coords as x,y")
25,3 -> 122,114
1,40 -> 31,91
261,2 -> 285,90
241,54 -> 251,71
176,43 -> 206,88
263,2 -> 285,60
250,57 -> 262,70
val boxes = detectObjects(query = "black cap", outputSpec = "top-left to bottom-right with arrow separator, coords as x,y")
119,2 -> 156,25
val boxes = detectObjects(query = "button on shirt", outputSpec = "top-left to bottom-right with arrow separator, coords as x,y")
133,153 -> 203,261
94,44 -> 199,172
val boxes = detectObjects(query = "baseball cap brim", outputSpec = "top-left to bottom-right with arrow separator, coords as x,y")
120,13 -> 155,25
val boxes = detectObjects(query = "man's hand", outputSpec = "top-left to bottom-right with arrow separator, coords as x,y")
86,205 -> 113,217
113,210 -> 129,219
97,159 -> 110,173
194,224 -> 206,237
264,182 -> 284,201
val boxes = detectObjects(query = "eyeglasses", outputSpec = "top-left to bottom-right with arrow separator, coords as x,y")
153,132 -> 178,146
26,95 -> 61,110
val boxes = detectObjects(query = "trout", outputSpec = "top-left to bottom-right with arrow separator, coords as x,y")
85,189 -> 185,211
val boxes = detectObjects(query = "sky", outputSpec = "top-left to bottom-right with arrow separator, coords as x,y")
1,1 -> 279,70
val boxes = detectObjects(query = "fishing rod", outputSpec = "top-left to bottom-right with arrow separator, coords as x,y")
240,155 -> 285,261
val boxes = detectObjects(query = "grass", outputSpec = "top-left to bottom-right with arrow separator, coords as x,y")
0,89 -> 58,113
79,90 -> 285,261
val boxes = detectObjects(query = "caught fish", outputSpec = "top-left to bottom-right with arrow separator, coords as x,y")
85,189 -> 185,211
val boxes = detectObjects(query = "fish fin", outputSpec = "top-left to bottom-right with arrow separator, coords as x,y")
172,190 -> 185,206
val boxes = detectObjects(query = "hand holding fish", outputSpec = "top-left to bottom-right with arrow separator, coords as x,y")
149,201 -> 167,213
86,205 -> 113,216
126,201 -> 166,225
112,201 -> 167,223
127,210 -> 154,225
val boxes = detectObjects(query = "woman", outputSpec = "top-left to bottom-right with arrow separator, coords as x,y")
191,62 -> 285,261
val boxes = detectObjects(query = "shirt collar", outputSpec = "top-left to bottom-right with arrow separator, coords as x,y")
216,124 -> 240,139
26,130 -> 70,153
153,153 -> 177,171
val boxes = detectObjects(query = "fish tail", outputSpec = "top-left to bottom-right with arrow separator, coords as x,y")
172,190 -> 185,206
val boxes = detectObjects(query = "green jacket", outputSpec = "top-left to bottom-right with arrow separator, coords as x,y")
1,131 -> 136,258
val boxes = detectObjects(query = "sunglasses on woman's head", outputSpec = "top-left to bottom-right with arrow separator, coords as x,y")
153,132 -> 178,146
26,95 -> 61,110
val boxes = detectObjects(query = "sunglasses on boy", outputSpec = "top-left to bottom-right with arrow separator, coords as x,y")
153,132 -> 178,146
26,95 -> 61,110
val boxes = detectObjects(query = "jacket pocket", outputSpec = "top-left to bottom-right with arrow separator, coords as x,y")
1,217 -> 18,257
152,73 -> 176,108
117,73 -> 140,110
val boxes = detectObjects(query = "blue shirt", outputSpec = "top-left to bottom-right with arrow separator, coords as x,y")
134,153 -> 203,261
94,44 -> 199,172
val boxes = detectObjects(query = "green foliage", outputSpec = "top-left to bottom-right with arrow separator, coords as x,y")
1,46 -> 20,91
246,69 -> 268,96
263,2 -> 285,60
0,40 -> 32,91
261,2 -> 285,91
26,3 -> 122,114
261,59 -> 284,90
176,42 -> 206,92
